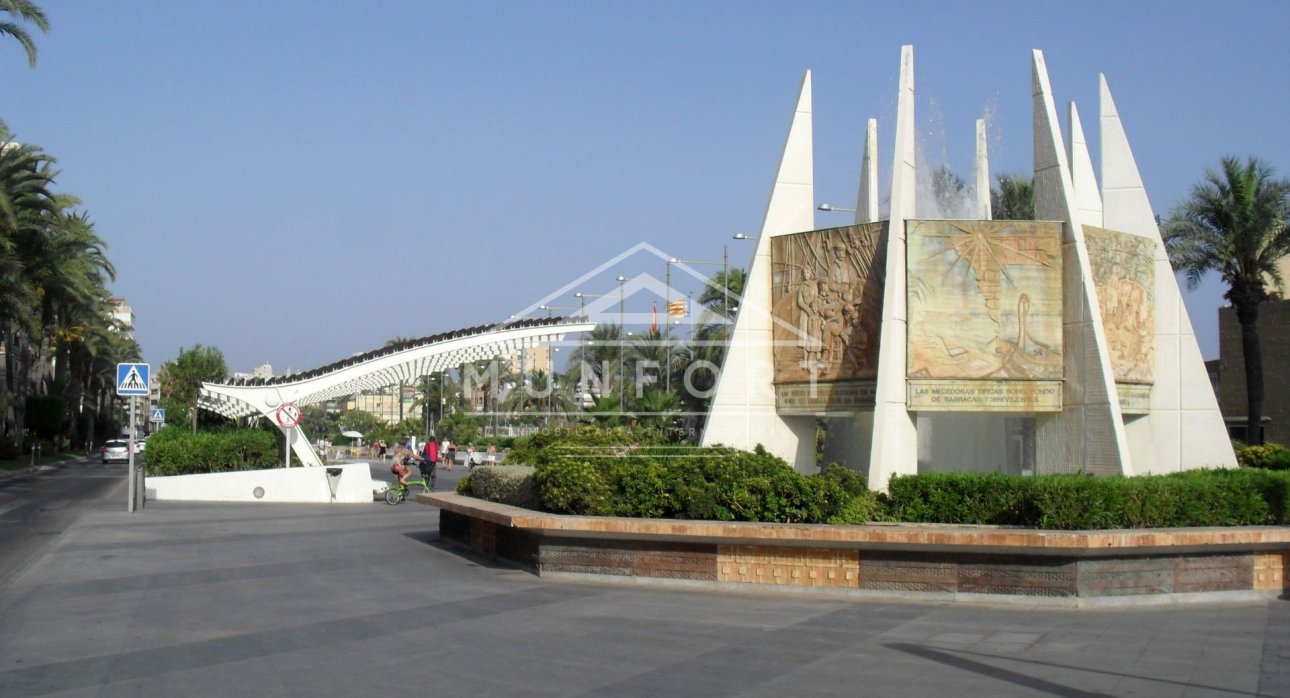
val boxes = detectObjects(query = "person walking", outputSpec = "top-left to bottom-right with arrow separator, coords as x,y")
440,436 -> 451,471
446,440 -> 457,471
486,442 -> 497,466
421,436 -> 439,487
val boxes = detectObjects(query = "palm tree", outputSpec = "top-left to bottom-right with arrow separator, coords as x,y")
1164,157 -> 1290,444
563,323 -> 622,402
697,267 -> 747,328
990,174 -> 1035,220
1,0 -> 48,67
0,131 -> 59,448
633,387 -> 679,431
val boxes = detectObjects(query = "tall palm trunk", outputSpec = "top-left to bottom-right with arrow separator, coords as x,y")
1235,302 -> 1265,444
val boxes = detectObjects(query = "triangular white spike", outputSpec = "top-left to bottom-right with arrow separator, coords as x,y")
856,118 -> 880,224
868,45 -> 919,491
702,71 -> 817,468
1032,49 -> 1133,476
1099,74 -> 1236,471
1067,102 -> 1102,227
975,118 -> 991,220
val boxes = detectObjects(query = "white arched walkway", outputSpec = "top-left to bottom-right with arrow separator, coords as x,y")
198,317 -> 593,466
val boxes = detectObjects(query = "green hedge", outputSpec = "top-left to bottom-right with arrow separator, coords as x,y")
144,427 -> 279,475
885,469 -> 1290,529
493,442 -> 879,525
1234,441 -> 1290,470
466,465 -> 538,509
456,427 -> 1290,530
502,424 -> 668,468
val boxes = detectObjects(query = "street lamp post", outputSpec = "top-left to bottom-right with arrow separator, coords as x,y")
573,290 -> 614,405
616,275 -> 627,406
549,346 -> 560,423
668,246 -> 731,362
538,303 -> 580,319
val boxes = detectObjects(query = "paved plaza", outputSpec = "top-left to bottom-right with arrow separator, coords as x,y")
1,464 -> 1288,697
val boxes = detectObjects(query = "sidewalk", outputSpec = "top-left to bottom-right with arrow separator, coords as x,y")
0,498 -> 1286,697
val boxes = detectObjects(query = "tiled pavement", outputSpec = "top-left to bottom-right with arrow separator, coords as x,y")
0,488 -> 1287,697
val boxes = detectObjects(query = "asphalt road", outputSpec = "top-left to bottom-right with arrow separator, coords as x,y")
0,457 -> 127,588
1,461 -> 1288,697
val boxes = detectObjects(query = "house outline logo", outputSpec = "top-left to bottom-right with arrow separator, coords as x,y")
510,239 -> 814,347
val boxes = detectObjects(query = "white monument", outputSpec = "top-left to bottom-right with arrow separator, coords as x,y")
702,46 -> 1236,488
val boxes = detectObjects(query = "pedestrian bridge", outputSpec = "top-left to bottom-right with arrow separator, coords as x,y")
197,316 -> 594,467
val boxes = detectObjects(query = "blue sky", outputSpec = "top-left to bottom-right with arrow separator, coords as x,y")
4,1 -> 1287,372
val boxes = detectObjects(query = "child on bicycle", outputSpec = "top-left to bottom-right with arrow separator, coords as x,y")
390,439 -> 418,486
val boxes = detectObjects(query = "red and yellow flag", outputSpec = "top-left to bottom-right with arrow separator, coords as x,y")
667,298 -> 687,317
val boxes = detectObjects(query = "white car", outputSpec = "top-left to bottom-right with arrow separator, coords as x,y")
102,439 -> 130,464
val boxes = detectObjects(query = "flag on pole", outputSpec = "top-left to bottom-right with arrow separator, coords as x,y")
667,298 -> 687,317
651,303 -> 659,333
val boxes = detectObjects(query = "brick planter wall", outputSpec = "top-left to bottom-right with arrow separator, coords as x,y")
425,494 -> 1290,605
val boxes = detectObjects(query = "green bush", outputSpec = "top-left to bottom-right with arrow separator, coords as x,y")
886,472 -> 1038,525
454,426 -> 1290,530
144,427 -> 279,475
533,459 -> 615,515
519,438 -> 867,524
1234,441 -> 1290,470
884,469 -> 1288,529
466,465 -> 538,509
504,424 -> 668,467
455,474 -> 472,495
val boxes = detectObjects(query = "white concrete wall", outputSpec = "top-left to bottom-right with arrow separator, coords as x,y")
147,463 -> 377,503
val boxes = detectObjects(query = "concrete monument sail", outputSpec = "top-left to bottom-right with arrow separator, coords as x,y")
1031,50 -> 1132,475
868,45 -> 919,489
1099,75 -> 1237,471
701,70 -> 817,466
975,118 -> 991,220
1067,102 -> 1102,228
857,118 -> 880,224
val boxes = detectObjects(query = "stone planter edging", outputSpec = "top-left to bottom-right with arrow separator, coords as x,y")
420,493 -> 1290,605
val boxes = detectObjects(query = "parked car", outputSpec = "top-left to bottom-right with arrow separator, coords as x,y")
102,439 -> 130,464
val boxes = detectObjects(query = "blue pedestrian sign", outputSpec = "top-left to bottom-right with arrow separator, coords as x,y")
116,363 -> 150,396
150,408 -> 166,423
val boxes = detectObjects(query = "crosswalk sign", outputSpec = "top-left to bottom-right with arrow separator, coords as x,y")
116,363 -> 150,396
150,408 -> 165,423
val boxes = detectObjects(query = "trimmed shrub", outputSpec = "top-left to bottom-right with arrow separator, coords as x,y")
504,424 -> 667,467
1234,442 -> 1290,471
885,469 -> 1287,529
144,427 -> 278,475
524,441 -> 864,524
886,472 -> 1038,525
533,459 -> 615,515
466,465 -> 538,509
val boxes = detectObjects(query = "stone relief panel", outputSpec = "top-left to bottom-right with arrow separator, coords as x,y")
770,223 -> 886,385
1084,226 -> 1155,385
907,220 -> 1063,380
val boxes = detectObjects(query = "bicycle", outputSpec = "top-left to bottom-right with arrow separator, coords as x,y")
383,460 -> 436,505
